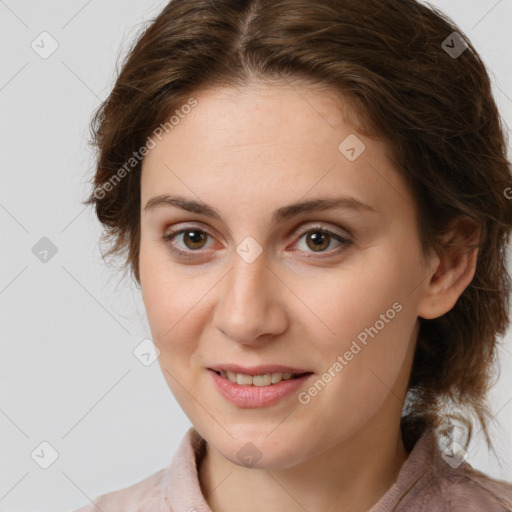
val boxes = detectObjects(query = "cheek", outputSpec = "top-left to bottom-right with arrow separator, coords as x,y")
301,248 -> 419,396
139,241 -> 194,351
142,282 -> 200,355
307,260 -> 409,349
301,306 -> 416,440
141,268 -> 204,408
315,298 -> 412,394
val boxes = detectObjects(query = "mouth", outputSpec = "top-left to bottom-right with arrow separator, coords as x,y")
210,369 -> 312,386
208,367 -> 315,408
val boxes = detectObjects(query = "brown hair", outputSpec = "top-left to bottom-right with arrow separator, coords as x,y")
83,0 -> 512,451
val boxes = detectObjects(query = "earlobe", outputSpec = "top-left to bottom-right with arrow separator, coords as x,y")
417,219 -> 480,320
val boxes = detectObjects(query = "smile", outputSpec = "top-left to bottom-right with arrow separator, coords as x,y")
214,370 -> 305,386
209,369 -> 314,408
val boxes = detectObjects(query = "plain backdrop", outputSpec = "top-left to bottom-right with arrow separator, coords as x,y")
0,1 -> 511,511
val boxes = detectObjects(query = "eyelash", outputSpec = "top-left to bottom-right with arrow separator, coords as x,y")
161,224 -> 353,259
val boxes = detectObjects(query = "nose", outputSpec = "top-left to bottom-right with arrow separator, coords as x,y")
212,251 -> 288,346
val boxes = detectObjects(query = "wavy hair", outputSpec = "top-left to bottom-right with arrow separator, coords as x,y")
82,0 -> 512,451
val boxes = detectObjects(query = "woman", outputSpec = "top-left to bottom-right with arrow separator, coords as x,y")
74,0 -> 512,510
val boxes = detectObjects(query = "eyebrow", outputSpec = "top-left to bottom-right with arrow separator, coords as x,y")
144,194 -> 377,224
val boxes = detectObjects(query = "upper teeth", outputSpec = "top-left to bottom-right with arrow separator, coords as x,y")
219,370 -> 299,386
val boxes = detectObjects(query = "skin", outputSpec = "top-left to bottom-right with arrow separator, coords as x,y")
138,80 -> 479,512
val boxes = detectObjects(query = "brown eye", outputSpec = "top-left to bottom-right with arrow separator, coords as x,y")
305,231 -> 331,252
162,228 -> 214,255
294,226 -> 352,257
181,230 -> 208,250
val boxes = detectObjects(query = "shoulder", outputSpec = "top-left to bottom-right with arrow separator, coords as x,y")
71,466 -> 167,512
440,466 -> 512,511
410,452 -> 512,511
391,425 -> 512,512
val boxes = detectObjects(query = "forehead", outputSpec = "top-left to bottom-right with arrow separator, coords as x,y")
140,81 -> 412,220
177,80 -> 355,146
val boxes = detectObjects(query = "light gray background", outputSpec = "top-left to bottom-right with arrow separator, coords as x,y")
0,1 -> 511,511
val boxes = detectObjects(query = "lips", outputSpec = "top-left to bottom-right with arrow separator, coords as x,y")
209,369 -> 314,407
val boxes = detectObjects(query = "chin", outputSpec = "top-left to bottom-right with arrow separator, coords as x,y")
209,426 -> 310,470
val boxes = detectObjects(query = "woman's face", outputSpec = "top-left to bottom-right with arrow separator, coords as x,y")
139,81 -> 435,468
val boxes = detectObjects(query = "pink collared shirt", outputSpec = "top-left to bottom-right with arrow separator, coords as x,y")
73,427 -> 512,511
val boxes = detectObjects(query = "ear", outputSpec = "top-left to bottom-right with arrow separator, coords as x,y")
417,217 -> 481,320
